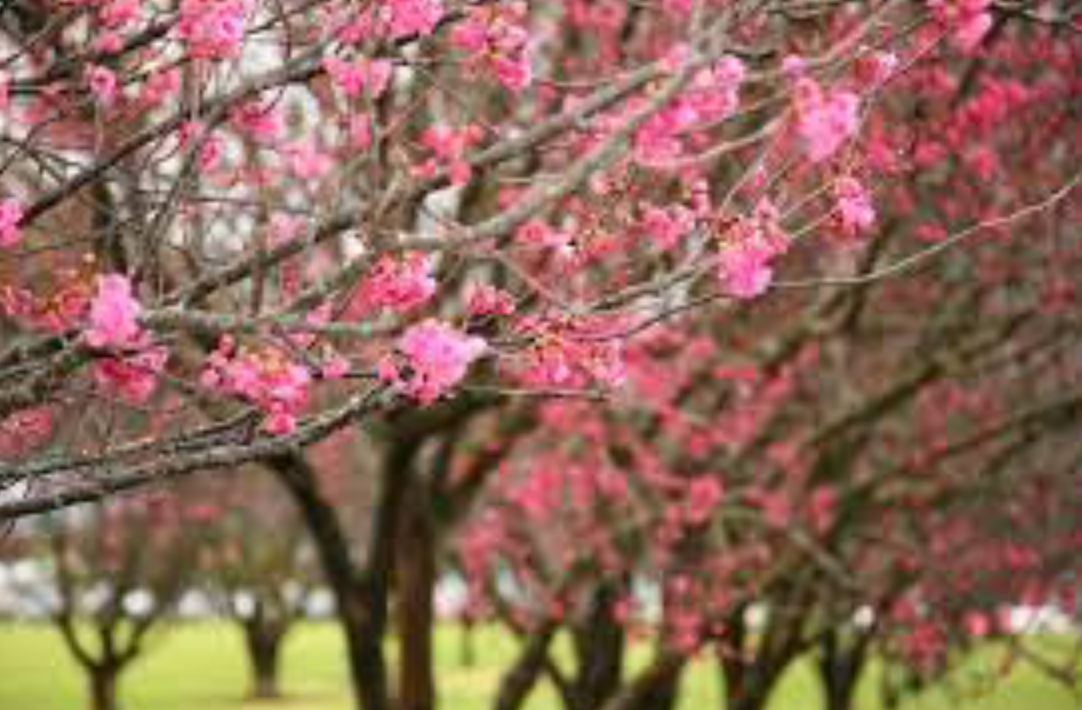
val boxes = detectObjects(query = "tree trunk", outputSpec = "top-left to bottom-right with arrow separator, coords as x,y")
618,660 -> 682,710
569,582 -> 625,710
818,631 -> 869,710
270,454 -> 395,710
721,660 -> 785,710
725,679 -> 773,710
601,655 -> 684,710
396,475 -> 437,710
88,665 -> 120,710
242,617 -> 285,699
493,622 -> 558,710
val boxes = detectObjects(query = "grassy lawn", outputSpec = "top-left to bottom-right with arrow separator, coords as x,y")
0,622 -> 1077,710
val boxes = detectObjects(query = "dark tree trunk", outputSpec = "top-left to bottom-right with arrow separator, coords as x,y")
603,655 -> 684,710
493,622 -> 558,710
818,631 -> 869,710
724,677 -> 774,710
242,616 -> 286,699
270,454 -> 397,710
618,660 -> 682,710
89,664 -> 120,710
721,656 -> 788,710
569,582 -> 625,710
396,475 -> 437,710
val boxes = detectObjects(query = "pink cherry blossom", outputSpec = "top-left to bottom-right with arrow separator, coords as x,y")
931,0 -> 993,53
86,66 -> 118,106
353,252 -> 436,314
101,0 -> 142,28
467,284 -> 516,318
382,0 -> 444,39
416,124 -> 484,185
718,242 -> 775,299
177,0 -> 249,60
348,115 -> 373,150
140,68 -> 181,107
391,319 -> 487,403
231,101 -> 284,142
286,141 -> 333,181
684,477 -> 723,526
0,198 -> 24,248
835,176 -> 876,237
0,407 -> 53,458
93,346 -> 169,404
451,3 -> 532,91
323,56 -> 393,98
793,77 -> 860,162
202,342 -> 313,434
0,71 -> 10,112
642,205 -> 695,250
85,274 -> 144,350
717,203 -> 789,299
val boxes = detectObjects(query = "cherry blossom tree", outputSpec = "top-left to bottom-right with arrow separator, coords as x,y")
35,494 -> 208,710
0,3 -> 1079,710
200,472 -> 319,699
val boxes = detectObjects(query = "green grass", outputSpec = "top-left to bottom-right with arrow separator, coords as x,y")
0,622 -> 1076,710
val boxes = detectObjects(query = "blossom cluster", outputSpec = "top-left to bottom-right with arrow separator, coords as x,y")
201,340 -> 313,434
323,56 -> 394,99
451,2 -> 532,91
834,176 -> 876,237
793,76 -> 861,162
380,0 -> 444,40
176,0 -> 249,60
85,275 -> 144,350
641,204 -> 695,251
635,55 -> 746,161
83,275 -> 168,403
0,406 -> 53,459
352,252 -> 437,315
414,124 -> 485,186
931,0 -> 993,53
716,200 -> 789,299
381,319 -> 488,404
515,317 -> 627,389
0,198 -> 23,248
466,284 -> 516,318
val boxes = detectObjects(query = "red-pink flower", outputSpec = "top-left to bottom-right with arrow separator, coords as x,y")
0,407 -> 52,458
231,101 -> 285,142
202,342 -> 313,434
793,78 -> 860,162
286,141 -> 333,181
716,201 -> 789,299
467,284 -> 516,318
382,0 -> 444,39
0,198 -> 23,248
101,0 -> 142,28
642,205 -> 694,250
931,0 -> 992,53
94,346 -> 169,404
718,242 -> 774,299
0,71 -> 10,112
354,252 -> 436,314
835,177 -> 876,237
323,56 -> 393,98
390,319 -> 487,403
451,3 -> 532,91
86,65 -> 118,106
177,0 -> 249,59
85,275 -> 144,350
416,124 -> 484,185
